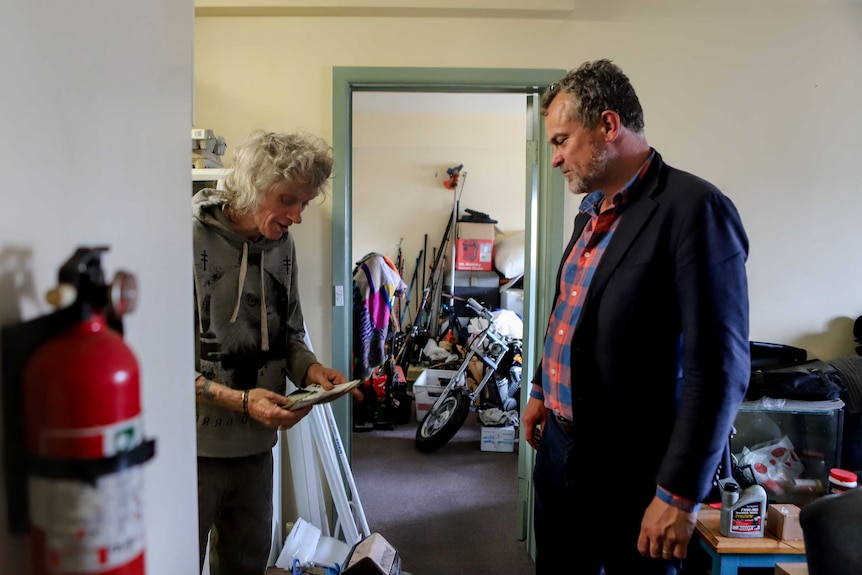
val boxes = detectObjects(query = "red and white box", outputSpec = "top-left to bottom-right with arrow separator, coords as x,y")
456,222 -> 495,271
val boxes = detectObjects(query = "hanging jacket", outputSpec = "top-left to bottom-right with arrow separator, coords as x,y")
193,188 -> 318,458
352,252 -> 407,381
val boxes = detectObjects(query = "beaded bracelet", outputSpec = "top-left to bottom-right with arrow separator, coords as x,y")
241,389 -> 250,417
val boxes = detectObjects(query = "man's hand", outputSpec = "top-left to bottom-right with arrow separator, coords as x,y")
305,363 -> 347,390
304,363 -> 363,400
246,387 -> 313,429
636,496 -> 698,561
522,396 -> 547,450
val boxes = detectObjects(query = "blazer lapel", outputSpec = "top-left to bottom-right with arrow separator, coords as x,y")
585,159 -> 663,304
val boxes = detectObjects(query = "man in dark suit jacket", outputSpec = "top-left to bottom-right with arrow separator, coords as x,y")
522,59 -> 750,574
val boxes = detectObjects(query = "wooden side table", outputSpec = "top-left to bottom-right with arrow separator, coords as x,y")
695,507 -> 807,575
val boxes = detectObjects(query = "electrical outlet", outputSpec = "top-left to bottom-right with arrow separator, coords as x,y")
334,285 -> 344,307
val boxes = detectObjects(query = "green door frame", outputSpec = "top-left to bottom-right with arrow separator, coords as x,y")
330,66 -> 565,553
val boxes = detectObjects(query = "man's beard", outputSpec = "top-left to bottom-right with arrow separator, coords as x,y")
569,142 -> 611,195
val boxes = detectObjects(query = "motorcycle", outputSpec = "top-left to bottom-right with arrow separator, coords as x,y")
415,298 -> 520,452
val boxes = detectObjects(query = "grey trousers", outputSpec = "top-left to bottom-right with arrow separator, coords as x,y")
198,452 -> 274,575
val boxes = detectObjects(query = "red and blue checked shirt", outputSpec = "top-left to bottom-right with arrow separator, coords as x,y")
532,152 -> 654,418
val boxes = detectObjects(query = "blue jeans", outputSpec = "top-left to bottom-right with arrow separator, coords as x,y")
533,415 -> 681,575
198,451 -> 274,575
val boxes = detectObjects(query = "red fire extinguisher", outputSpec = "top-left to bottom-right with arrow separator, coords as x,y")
21,247 -> 155,575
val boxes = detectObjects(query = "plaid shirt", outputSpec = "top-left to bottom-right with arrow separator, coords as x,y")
533,152 -> 654,421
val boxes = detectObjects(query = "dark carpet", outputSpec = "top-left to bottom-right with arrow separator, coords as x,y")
351,413 -> 535,575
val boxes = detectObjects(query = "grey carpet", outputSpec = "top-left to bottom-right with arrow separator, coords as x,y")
351,413 -> 535,575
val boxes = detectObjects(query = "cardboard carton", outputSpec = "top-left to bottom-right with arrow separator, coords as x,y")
456,239 -> 493,271
456,222 -> 495,271
774,562 -> 809,574
767,504 -> 804,541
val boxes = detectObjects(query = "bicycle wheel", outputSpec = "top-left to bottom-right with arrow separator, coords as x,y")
415,389 -> 471,452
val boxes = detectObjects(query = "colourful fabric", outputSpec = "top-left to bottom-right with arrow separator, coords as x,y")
352,253 -> 407,381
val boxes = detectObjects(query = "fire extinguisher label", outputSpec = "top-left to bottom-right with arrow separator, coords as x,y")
39,416 -> 144,459
29,466 -> 145,572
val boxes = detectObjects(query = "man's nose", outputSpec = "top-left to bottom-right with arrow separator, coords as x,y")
551,154 -> 563,168
287,204 -> 303,225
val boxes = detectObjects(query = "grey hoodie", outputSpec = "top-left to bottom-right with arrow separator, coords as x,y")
192,188 -> 318,457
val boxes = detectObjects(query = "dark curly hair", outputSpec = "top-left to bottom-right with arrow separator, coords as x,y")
541,59 -> 644,133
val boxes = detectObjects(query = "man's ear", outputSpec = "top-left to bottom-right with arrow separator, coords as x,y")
599,110 -> 621,142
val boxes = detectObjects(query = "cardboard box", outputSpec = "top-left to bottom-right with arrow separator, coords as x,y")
774,562 -> 809,575
480,425 -> 515,452
412,369 -> 459,420
767,504 -> 804,541
458,221 -> 496,241
456,221 -> 495,271
456,239 -> 493,271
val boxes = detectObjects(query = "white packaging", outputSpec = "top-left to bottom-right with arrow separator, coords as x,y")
480,425 -> 515,452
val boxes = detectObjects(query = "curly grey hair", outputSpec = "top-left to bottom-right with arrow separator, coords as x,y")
541,59 -> 644,133
223,130 -> 334,214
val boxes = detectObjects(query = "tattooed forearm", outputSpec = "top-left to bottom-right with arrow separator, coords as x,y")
196,376 -> 216,401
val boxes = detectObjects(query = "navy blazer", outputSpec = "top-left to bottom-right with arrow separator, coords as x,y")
535,150 -> 750,503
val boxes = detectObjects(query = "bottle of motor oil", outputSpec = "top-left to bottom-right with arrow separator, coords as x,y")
719,479 -> 767,538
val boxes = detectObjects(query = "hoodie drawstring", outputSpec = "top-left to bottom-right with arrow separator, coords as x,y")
229,242 -> 249,324
259,251 -> 269,351
229,242 -> 269,352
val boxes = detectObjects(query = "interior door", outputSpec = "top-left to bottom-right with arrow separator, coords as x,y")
330,65 -> 565,557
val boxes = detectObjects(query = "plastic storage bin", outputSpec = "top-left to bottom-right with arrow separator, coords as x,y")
731,398 -> 844,505
412,369 -> 460,420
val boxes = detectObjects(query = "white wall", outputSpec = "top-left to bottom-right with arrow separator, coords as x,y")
352,92 -> 526,281
1,2 -> 198,574
195,0 -> 862,362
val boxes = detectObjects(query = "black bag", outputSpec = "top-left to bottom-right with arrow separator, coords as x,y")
750,341 -> 808,370
748,359 -> 847,401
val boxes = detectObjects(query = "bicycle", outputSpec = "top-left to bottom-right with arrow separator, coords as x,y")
414,298 -> 519,452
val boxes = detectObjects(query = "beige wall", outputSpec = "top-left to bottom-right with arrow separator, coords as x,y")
195,2 -> 862,362
352,100 -> 526,282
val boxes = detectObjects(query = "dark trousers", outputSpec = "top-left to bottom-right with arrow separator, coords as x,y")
533,415 -> 681,575
198,451 -> 274,575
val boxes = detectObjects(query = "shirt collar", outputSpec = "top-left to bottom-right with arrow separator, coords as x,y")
578,150 -> 656,216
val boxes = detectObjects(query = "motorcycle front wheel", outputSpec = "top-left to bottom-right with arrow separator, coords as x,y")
415,389 -> 471,452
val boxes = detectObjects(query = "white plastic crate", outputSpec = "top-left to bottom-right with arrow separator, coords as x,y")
412,369 -> 459,420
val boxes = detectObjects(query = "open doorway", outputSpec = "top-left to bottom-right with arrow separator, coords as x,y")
329,66 -> 567,556
350,90 -> 527,412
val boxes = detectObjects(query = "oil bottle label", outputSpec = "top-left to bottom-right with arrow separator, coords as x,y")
730,502 -> 763,533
